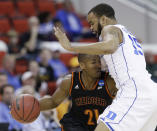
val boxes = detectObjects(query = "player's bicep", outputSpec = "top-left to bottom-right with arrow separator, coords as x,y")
51,75 -> 72,105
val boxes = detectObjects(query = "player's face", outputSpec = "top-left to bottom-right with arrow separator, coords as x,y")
83,56 -> 101,78
2,86 -> 14,105
87,12 -> 102,36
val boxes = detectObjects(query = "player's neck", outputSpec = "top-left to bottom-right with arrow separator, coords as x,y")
107,19 -> 117,25
81,72 -> 97,90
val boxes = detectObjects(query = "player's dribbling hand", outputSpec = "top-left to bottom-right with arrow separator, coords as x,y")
54,27 -> 72,51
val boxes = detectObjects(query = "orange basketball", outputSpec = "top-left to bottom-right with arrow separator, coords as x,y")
10,94 -> 40,123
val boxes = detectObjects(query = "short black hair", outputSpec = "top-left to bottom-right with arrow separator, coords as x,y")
0,84 -> 14,95
88,3 -> 116,19
78,54 -> 97,63
53,18 -> 61,24
78,54 -> 85,63
38,11 -> 51,24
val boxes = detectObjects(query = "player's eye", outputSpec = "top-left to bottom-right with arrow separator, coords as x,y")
89,22 -> 94,25
91,61 -> 96,64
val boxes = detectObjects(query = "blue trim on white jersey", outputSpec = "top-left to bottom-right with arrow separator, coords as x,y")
119,42 -> 125,47
111,55 -> 121,87
100,78 -> 137,130
106,122 -> 115,131
121,46 -> 131,79
118,78 -> 137,123
100,43 -> 138,130
100,117 -> 114,131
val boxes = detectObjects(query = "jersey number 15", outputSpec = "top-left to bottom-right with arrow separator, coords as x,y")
128,35 -> 143,56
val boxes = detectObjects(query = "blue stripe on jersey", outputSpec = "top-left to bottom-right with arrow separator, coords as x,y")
109,78 -> 137,124
119,42 -> 125,46
121,46 -> 131,79
100,78 -> 137,130
100,117 -> 115,131
101,44 -> 138,130
111,45 -> 137,124
119,27 -> 125,47
111,55 -> 121,87
105,122 -> 115,131
118,78 -> 137,123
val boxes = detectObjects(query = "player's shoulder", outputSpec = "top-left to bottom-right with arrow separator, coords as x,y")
102,25 -> 121,33
59,74 -> 72,86
61,71 -> 79,84
102,25 -> 123,44
58,74 -> 72,92
63,74 -> 72,80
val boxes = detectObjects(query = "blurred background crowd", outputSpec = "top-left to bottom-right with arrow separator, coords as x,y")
0,0 -> 156,131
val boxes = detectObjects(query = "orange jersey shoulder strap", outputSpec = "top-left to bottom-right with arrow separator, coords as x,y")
104,72 -> 115,99
69,72 -> 74,96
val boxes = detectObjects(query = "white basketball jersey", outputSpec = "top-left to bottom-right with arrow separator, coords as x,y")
101,24 -> 152,89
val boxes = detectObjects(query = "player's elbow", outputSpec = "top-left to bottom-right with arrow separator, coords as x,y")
106,47 -> 116,54
109,45 -> 118,54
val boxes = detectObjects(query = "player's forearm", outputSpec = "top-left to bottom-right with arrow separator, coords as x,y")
70,39 -> 116,55
39,96 -> 58,111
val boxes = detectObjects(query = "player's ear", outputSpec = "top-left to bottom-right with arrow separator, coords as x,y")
100,15 -> 107,26
79,63 -> 86,70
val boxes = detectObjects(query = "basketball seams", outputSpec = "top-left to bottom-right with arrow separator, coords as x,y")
24,98 -> 36,122
11,103 -> 19,120
26,98 -> 40,122
11,95 -> 40,123
12,99 -> 23,120
27,99 -> 40,122
27,109 -> 40,122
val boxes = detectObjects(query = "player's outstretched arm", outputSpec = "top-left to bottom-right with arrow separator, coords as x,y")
54,26 -> 122,55
39,74 -> 72,111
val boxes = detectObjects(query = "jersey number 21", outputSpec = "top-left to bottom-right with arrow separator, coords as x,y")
84,109 -> 99,125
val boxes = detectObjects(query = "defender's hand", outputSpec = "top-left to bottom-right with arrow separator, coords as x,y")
54,27 -> 72,51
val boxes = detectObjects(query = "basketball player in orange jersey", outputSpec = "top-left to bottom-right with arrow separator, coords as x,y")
39,54 -> 117,131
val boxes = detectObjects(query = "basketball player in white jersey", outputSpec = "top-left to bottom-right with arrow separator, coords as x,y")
54,3 -> 157,131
